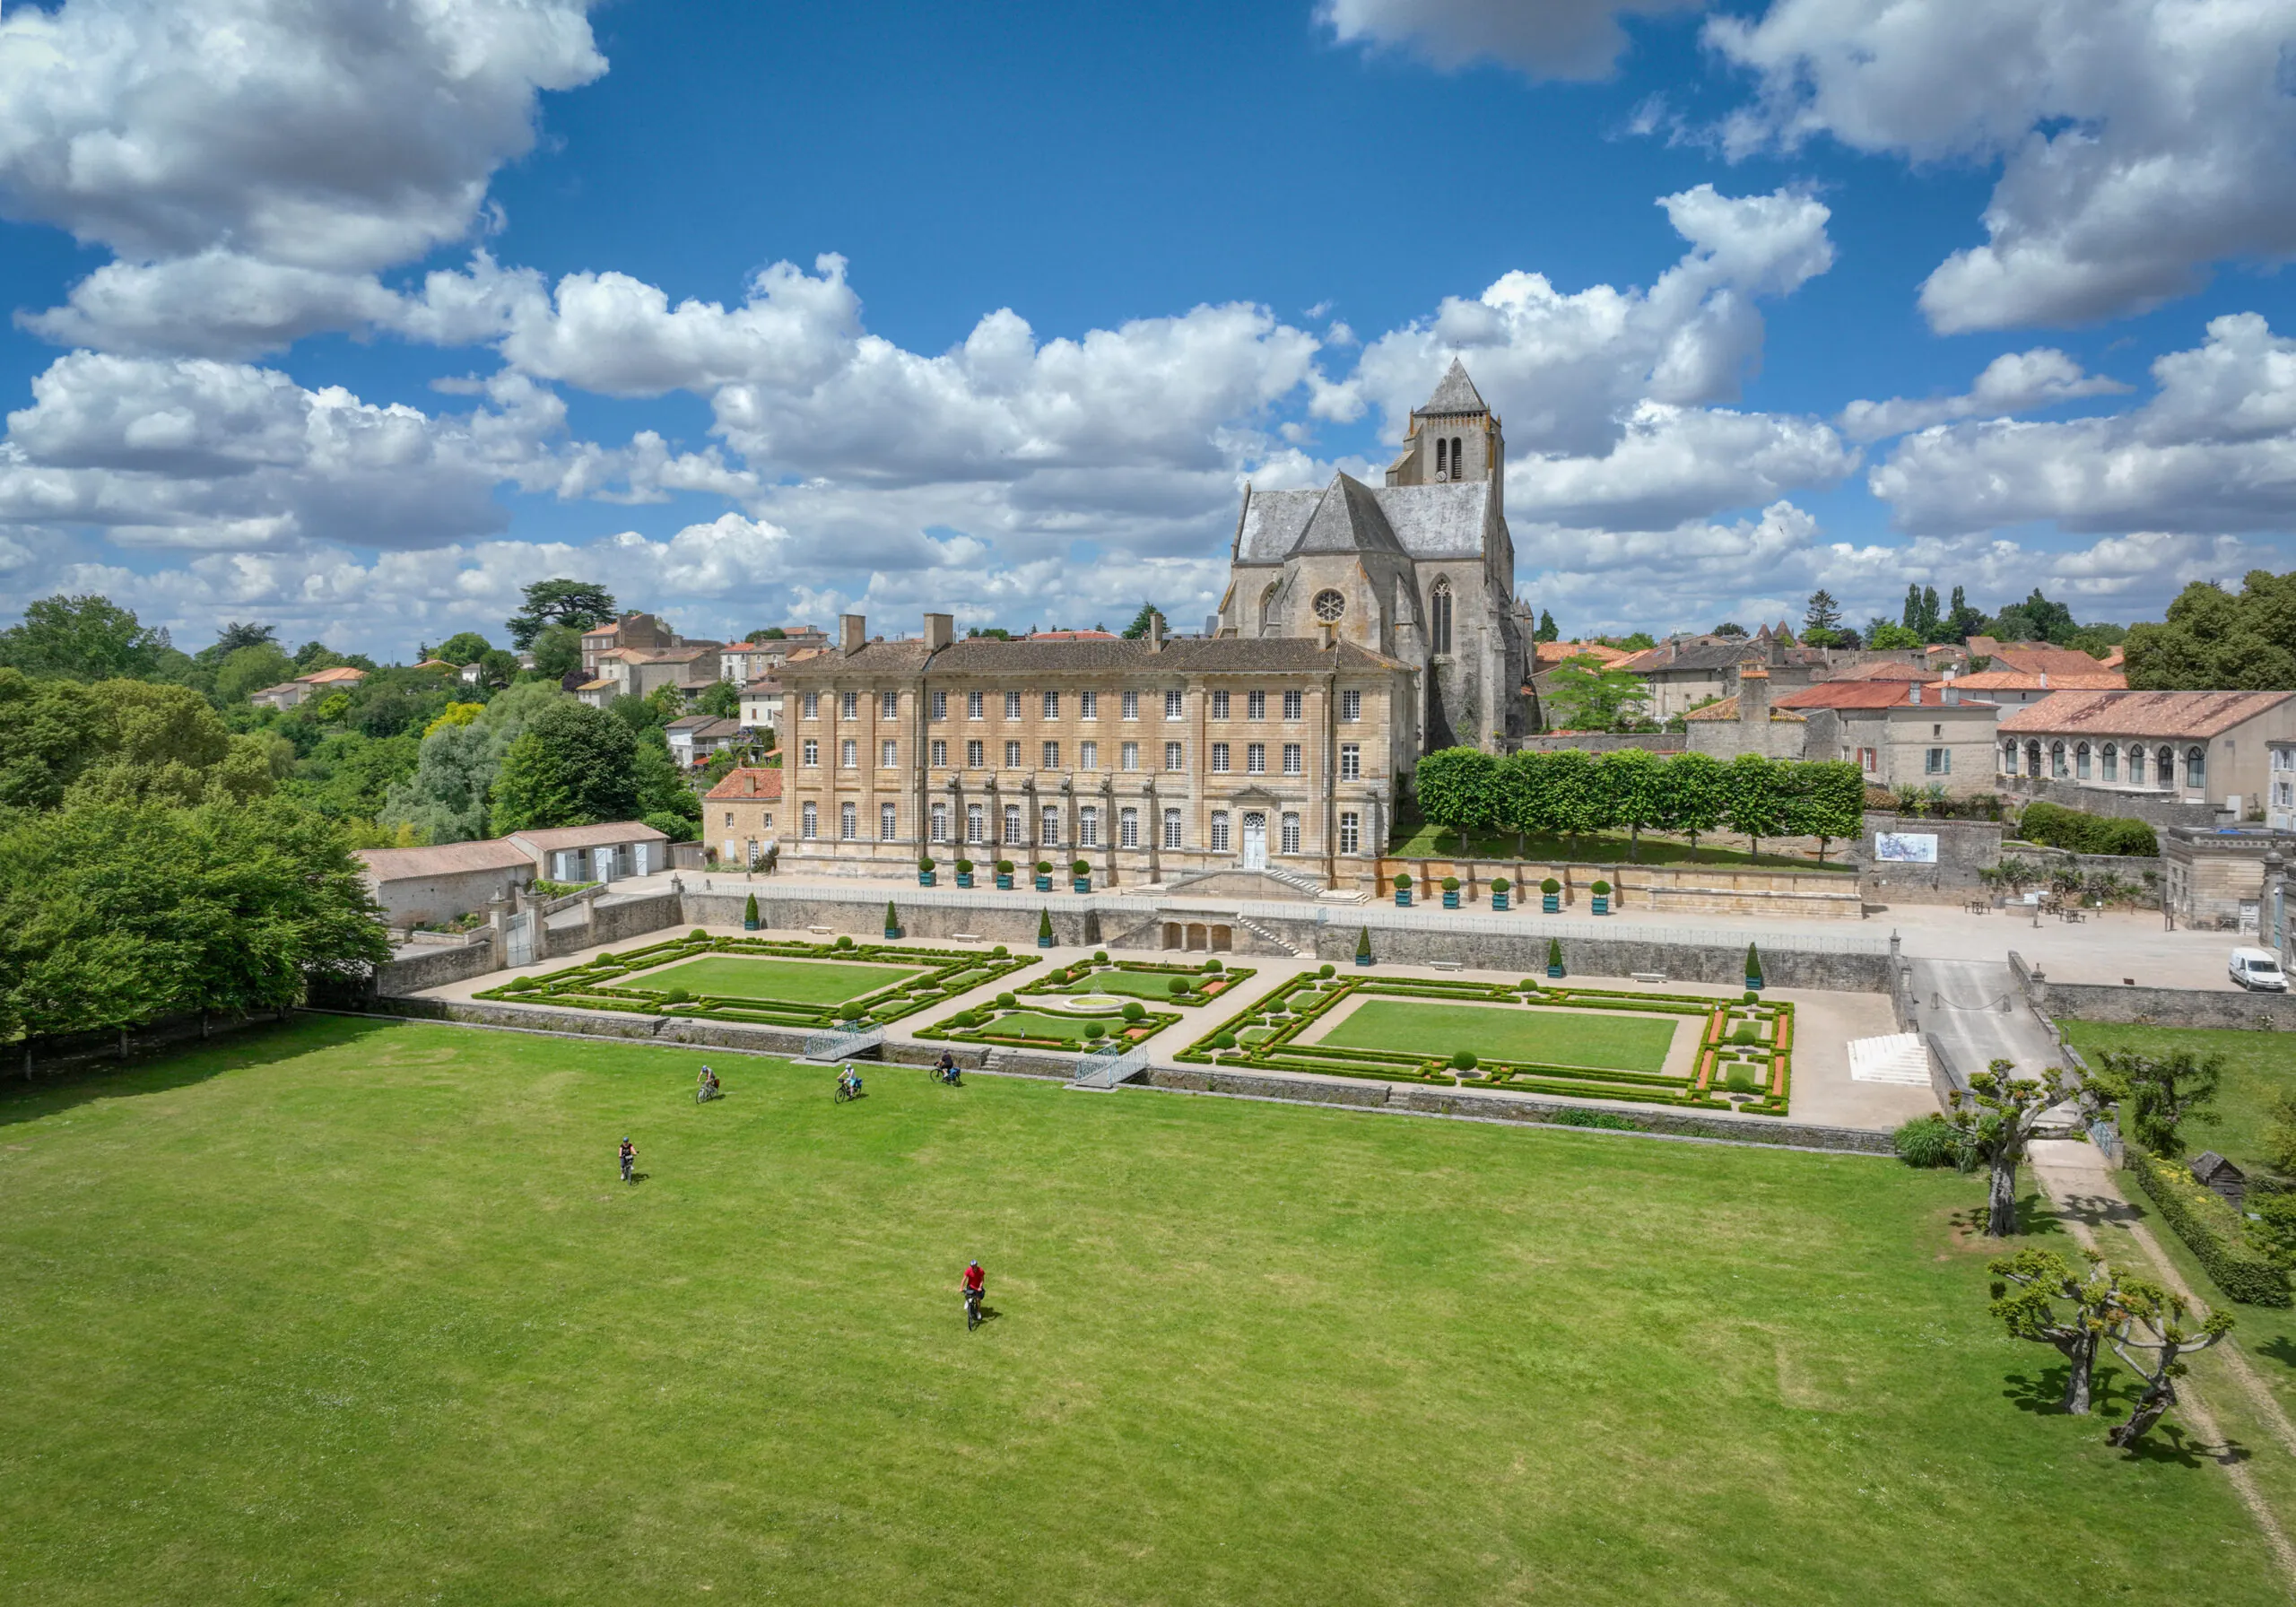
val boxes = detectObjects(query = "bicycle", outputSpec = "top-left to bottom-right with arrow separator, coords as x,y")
834,1077 -> 864,1103
932,1063 -> 962,1087
963,1285 -> 985,1331
620,1151 -> 636,1184
695,1082 -> 722,1104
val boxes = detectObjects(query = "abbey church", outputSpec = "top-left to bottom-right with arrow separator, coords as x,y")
1218,358 -> 1534,752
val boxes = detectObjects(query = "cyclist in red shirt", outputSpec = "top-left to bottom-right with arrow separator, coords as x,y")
961,1259 -> 986,1328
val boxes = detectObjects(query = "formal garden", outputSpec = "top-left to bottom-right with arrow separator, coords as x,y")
473,932 -> 1038,1029
1178,968 -> 1793,1112
2,1015 -> 2283,1603
913,953 -> 1250,1052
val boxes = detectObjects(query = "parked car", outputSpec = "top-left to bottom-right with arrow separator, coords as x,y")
2228,947 -> 2288,991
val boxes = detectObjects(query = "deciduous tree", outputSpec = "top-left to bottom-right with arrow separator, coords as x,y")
2104,1280 -> 2232,1449
2090,1047 -> 2220,1158
1542,654 -> 1647,730
505,578 -> 618,649
1600,748 -> 1665,861
0,594 -> 184,682
490,701 -> 642,835
1947,1059 -> 2082,1237
1987,1247 -> 2126,1413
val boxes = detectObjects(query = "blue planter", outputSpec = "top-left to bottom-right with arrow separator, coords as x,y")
1034,875 -> 1052,891
918,872 -> 935,887
1745,977 -> 1764,993
1442,891 -> 1459,909
884,927 -> 900,940
1591,896 -> 1609,916
1355,953 -> 1372,966
996,874 -> 1013,890
743,915 -> 758,931
1038,934 -> 1055,948
1395,890 -> 1412,907
1547,963 -> 1565,979
955,873 -> 973,889
1492,892 -> 1509,912
1542,894 -> 1560,913
1072,878 -> 1091,893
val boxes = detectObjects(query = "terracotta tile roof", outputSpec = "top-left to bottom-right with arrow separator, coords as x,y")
1826,661 -> 1943,682
1981,642 -> 2117,678
705,767 -> 784,801
358,840 -> 534,881
1998,689 -> 2295,739
1949,668 -> 2126,692
1777,681 -> 1931,709
1683,694 -> 1805,723
506,821 -> 671,851
1533,639 -> 1631,668
301,665 -> 367,684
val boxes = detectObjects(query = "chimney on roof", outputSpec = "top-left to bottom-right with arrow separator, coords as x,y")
1740,665 -> 1770,726
1147,610 -> 1165,651
839,613 -> 865,656
2039,668 -> 2048,689
923,612 -> 953,650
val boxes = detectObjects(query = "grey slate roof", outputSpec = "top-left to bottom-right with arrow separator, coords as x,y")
1418,357 -> 1487,416
1235,475 -> 1489,564
1618,641 -> 1761,676
1292,473 -> 1405,557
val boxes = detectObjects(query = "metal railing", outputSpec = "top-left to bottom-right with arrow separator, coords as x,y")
799,1025 -> 885,1063
1074,1042 -> 1150,1090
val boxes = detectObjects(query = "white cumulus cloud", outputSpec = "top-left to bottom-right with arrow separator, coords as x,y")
1319,0 -> 1709,81
1838,348 -> 2131,441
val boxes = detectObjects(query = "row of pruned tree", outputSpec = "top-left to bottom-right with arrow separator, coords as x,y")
1411,746 -> 1867,861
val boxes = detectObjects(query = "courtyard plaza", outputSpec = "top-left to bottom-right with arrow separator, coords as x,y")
414,923 -> 1933,1134
560,864 -> 2257,993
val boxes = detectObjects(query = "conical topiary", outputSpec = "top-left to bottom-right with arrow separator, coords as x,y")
744,890 -> 759,930
885,899 -> 898,933
1038,908 -> 1054,942
1547,937 -> 1563,969
1744,942 -> 1762,982
1355,925 -> 1371,960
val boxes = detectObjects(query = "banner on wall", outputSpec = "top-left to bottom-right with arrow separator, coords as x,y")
1874,831 -> 1940,864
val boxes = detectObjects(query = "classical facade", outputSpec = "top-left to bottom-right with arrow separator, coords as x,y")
776,612 -> 1412,890
1998,690 -> 2296,822
1218,360 -> 1531,752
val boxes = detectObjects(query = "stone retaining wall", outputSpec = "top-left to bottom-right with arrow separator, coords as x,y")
2008,949 -> 2296,1029
1301,923 -> 1890,991
1370,856 -> 1862,920
374,939 -> 495,995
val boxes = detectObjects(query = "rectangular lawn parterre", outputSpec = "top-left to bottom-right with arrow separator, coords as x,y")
629,953 -> 925,1006
0,1016 -> 2283,1604
1317,996 -> 1681,1072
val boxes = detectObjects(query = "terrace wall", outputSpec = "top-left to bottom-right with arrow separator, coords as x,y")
1368,856 -> 1863,921
2007,950 -> 2296,1029
1849,813 -> 2002,901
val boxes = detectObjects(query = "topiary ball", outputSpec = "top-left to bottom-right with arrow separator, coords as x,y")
689,928 -> 708,940
1213,1031 -> 1238,1049
1083,1021 -> 1106,1040
993,945 -> 1008,956
1121,1002 -> 1144,1021
996,992 -> 1016,1008
835,935 -> 855,950
1092,950 -> 1109,963
1168,977 -> 1189,995
1205,959 -> 1222,973
1451,1049 -> 1477,1071
1318,963 -> 1335,978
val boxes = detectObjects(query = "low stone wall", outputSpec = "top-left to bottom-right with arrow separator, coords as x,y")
1370,856 -> 1862,920
590,890 -> 683,947
1300,922 -> 1889,991
1142,1066 -> 1892,1152
2002,775 -> 2221,830
374,939 -> 495,995
2008,948 -> 2296,1029
682,890 -> 1106,950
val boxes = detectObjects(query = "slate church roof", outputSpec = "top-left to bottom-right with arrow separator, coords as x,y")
1233,476 -> 1490,563
1419,356 -> 1487,415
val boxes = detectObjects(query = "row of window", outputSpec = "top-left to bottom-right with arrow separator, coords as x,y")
797,688 -> 1365,723
796,800 -> 1367,854
2003,740 -> 2205,788
796,736 -> 1363,777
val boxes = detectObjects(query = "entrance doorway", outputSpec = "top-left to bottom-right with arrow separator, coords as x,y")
1241,812 -> 1267,870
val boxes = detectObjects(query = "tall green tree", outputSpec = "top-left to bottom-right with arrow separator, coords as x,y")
1990,587 -> 2079,645
1800,589 -> 1845,646
198,621 -> 279,664
0,670 -> 91,811
1947,1060 -> 2082,1237
2124,570 -> 2296,691
1541,654 -> 1647,730
1599,748 -> 1665,861
1413,748 -> 1499,840
2090,1047 -> 2221,1158
528,622 -> 586,682
0,594 -> 185,682
1787,760 -> 1866,863
214,642 -> 297,703
1657,751 -> 1725,853
1721,752 -> 1789,859
1534,609 -> 1559,643
435,631 -> 493,665
1942,585 -> 1987,643
1536,749 -> 1605,853
1119,604 -> 1167,640
381,681 -> 570,843
633,728 -> 702,841
695,679 -> 742,718
2103,1281 -> 2232,1449
505,578 -> 619,649
490,701 -> 642,834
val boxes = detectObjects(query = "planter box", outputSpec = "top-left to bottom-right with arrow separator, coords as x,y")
743,915 -> 759,931
1037,934 -> 1055,948
1491,892 -> 1509,911
1745,977 -> 1764,993
1441,891 -> 1460,908
995,874 -> 1013,890
918,872 -> 936,887
1542,895 -> 1560,913
1034,876 -> 1053,891
954,873 -> 974,889
884,927 -> 901,940
1072,879 -> 1091,893
1547,963 -> 1565,979
1591,896 -> 1609,916
1395,890 -> 1413,907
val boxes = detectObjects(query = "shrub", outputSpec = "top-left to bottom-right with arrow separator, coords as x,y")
834,935 -> 854,950
996,992 -> 1016,1008
1450,1049 -> 1477,1071
1892,1114 -> 1965,1168
1547,937 -> 1563,969
1546,1108 -> 1639,1132
993,945 -> 1007,956
1169,977 -> 1190,995
1541,877 -> 1561,895
884,899 -> 898,930
1072,859 -> 1091,878
2018,799 -> 2159,856
1122,1002 -> 1145,1021
1093,951 -> 1108,963
661,986 -> 692,1004
1491,877 -> 1509,892
689,927 -> 707,940
1442,876 -> 1460,891
505,976 -> 535,991
1394,873 -> 1413,891
1744,942 -> 1763,982
996,859 -> 1013,874
1038,909 -> 1054,942
1213,1031 -> 1238,1049
1355,926 -> 1370,960
954,858 -> 974,875
918,856 -> 935,873
1318,963 -> 1335,978
1083,1021 -> 1106,1041
2126,1149 -> 2291,1306
1035,861 -> 1051,874
744,892 -> 758,925
1722,1067 -> 1757,1093
1591,880 -> 1611,897
1205,959 -> 1222,972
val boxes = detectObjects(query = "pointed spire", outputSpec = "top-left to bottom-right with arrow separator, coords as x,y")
1419,356 -> 1486,416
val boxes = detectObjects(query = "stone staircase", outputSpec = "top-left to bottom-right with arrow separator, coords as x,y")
1234,913 -> 1314,959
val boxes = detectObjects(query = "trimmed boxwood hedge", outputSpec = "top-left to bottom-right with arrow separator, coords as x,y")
2126,1148 -> 2292,1307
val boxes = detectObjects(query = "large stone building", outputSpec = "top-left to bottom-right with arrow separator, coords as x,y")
1218,360 -> 1532,752
1998,690 -> 2296,826
776,612 -> 1413,891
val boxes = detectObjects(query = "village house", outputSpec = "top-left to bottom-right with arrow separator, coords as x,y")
2161,825 -> 2296,933
704,766 -> 782,867
1613,637 -> 1763,722
576,644 -> 720,708
1686,669 -> 2000,795
665,714 -> 746,769
249,664 -> 368,710
2269,740 -> 2294,831
1998,690 -> 2296,824
776,612 -> 1413,891
738,673 -> 787,734
503,822 -> 673,883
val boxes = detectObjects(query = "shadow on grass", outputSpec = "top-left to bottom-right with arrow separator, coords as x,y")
2116,1421 -> 2251,1469
0,1012 -> 402,1131
1951,1193 -> 2065,1242
2256,1336 -> 2296,1375
2001,1365 -> 2127,1417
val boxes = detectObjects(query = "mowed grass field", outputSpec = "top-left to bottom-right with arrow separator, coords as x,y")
1318,997 -> 1681,1072
0,1017 -> 2284,1605
2057,1018 -> 2295,1172
630,954 -> 924,1003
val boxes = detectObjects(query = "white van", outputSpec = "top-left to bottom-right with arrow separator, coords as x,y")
2228,948 -> 2288,991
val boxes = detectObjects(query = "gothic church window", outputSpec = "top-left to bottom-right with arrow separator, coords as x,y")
1435,437 -> 1448,479
1313,589 -> 1344,622
1260,584 -> 1281,631
1451,436 -> 1463,478
1431,578 -> 1453,656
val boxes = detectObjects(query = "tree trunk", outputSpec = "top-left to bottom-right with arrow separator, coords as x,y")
119,1028 -> 130,1062
1629,821 -> 1640,863
1986,1153 -> 2021,1236
2057,1332 -> 2097,1414
2107,1378 -> 2175,1448
200,1009 -> 210,1040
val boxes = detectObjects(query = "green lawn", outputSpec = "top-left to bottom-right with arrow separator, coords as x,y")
1318,997 -> 1682,1072
1055,969 -> 1204,1000
631,953 -> 924,1004
2057,1019 -> 2294,1172
0,1017 -> 2283,1604
974,1009 -> 1128,1044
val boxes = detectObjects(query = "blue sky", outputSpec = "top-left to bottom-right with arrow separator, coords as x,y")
1,0 -> 2292,656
